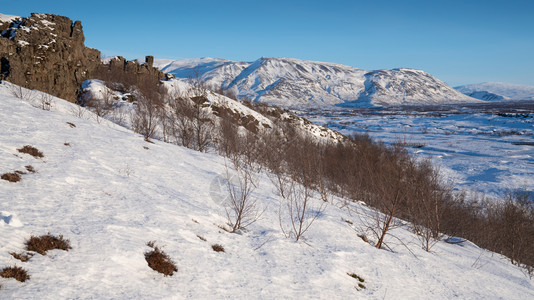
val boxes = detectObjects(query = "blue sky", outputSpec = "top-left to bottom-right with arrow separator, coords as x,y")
3,0 -> 534,86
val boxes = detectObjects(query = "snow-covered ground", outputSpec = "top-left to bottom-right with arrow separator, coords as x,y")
1,83 -> 534,299
297,104 -> 534,199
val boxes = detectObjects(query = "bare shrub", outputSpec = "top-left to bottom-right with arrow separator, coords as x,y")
0,266 -> 30,282
145,242 -> 177,276
1,172 -> 21,182
223,158 -> 262,233
406,160 -> 445,251
211,244 -> 225,252
277,172 -> 326,242
39,92 -> 54,111
17,145 -> 43,158
8,84 -> 34,101
168,93 -> 213,152
10,252 -> 33,262
25,233 -> 71,255
488,190 -> 534,267
70,102 -> 88,119
132,80 -> 165,140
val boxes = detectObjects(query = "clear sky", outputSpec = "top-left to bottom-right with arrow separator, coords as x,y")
3,0 -> 534,86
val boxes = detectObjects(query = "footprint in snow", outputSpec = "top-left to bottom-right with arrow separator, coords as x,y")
0,211 -> 23,227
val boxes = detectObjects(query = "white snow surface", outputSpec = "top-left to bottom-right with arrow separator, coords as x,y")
154,57 -> 477,107
456,82 -> 534,101
1,82 -> 533,299
0,13 -> 20,23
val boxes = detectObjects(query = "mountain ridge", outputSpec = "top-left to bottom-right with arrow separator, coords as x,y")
455,82 -> 534,101
154,57 -> 477,107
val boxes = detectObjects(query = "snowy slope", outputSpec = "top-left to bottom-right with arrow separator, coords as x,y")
155,57 -> 477,107
80,78 -> 345,142
455,82 -> 534,101
1,82 -> 533,299
0,13 -> 20,23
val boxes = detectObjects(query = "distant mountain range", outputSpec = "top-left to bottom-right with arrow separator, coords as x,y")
153,57 -> 477,107
454,82 -> 534,101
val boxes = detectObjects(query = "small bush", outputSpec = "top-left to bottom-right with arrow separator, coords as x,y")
211,244 -> 225,252
25,233 -> 72,255
145,242 -> 177,276
10,252 -> 33,262
17,145 -> 44,158
0,266 -> 30,282
25,165 -> 36,173
347,272 -> 365,283
1,172 -> 21,182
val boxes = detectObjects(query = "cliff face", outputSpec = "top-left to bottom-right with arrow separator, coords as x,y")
0,13 -> 164,102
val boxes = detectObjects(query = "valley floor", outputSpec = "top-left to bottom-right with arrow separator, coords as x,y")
297,103 -> 534,199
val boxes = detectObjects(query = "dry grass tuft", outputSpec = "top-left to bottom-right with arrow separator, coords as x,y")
145,242 -> 177,276
347,272 -> 365,282
347,272 -> 366,290
1,172 -> 21,182
0,266 -> 30,282
66,122 -> 76,128
10,252 -> 33,262
25,233 -> 72,255
17,145 -> 44,158
197,235 -> 207,241
25,165 -> 36,173
211,244 -> 225,252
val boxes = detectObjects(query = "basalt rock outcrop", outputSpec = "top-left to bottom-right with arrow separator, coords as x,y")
0,13 -> 164,102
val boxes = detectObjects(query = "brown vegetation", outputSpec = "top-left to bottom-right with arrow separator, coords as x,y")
0,266 -> 30,282
145,242 -> 177,276
10,252 -> 33,262
25,233 -> 72,255
17,145 -> 43,158
211,244 -> 225,252
1,172 -> 21,182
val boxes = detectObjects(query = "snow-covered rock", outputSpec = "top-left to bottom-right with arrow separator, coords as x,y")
455,82 -> 534,101
154,57 -> 478,107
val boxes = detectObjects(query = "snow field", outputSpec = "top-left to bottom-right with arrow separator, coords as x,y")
0,83 -> 533,299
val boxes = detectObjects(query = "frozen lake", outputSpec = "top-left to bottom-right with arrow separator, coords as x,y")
295,102 -> 534,199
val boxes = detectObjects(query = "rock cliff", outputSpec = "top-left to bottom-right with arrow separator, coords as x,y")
0,13 -> 164,102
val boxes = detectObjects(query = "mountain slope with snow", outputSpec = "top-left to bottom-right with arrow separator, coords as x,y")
455,82 -> 534,101
154,57 -> 477,107
1,82 -> 533,299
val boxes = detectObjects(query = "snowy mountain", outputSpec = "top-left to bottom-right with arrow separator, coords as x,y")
153,57 -> 477,107
1,82 -> 533,298
455,82 -> 534,101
